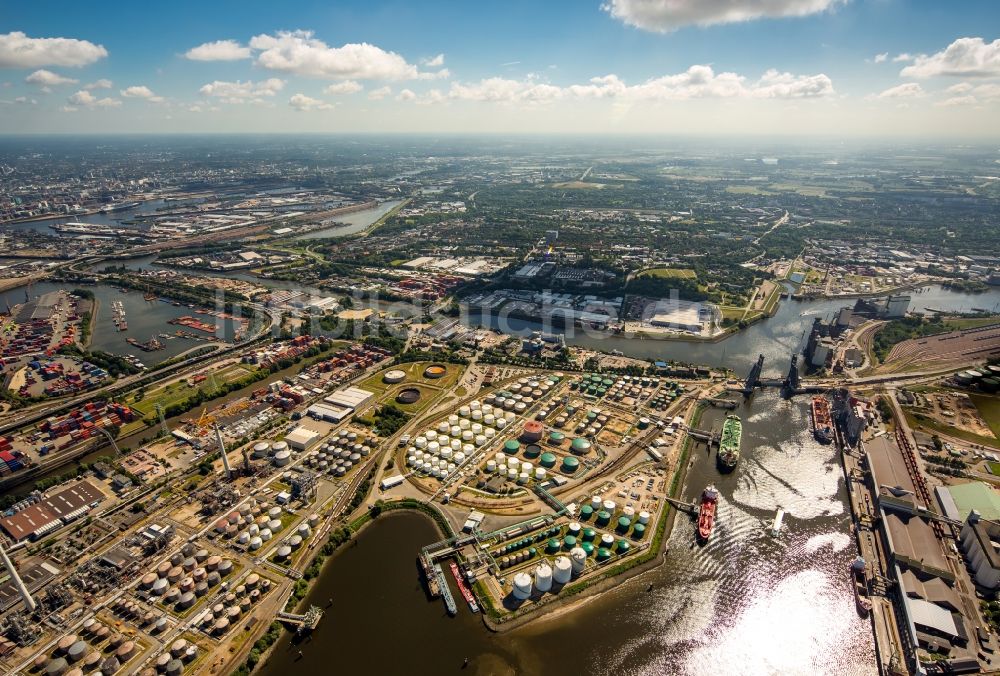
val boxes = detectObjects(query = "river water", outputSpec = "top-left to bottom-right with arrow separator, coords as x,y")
261,390 -> 875,676
469,284 -> 1000,376
293,199 -> 403,240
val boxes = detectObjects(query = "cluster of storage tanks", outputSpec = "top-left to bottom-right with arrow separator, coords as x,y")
578,496 -> 650,538
301,429 -> 375,477
249,440 -> 294,467
141,543 -> 233,609
955,365 -> 1000,391
485,450 -> 547,483
273,522 -> 312,561
406,399 -> 519,479
195,573 -> 271,638
38,624 -> 139,675
148,637 -> 200,675
510,550 -> 586,600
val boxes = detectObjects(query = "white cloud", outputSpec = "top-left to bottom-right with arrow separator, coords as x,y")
422,54 -> 445,67
441,66 -> 834,104
397,88 -> 417,101
14,96 -> 36,105
892,53 -> 913,63
324,80 -> 363,95
937,95 -> 977,107
185,39 -> 251,61
120,85 -> 165,103
198,78 -> 285,102
873,52 -> 888,64
289,93 -> 334,111
873,82 -> 925,99
368,86 -> 392,100
0,31 -> 107,68
250,30 -> 436,80
602,0 -> 845,32
901,37 -> 1000,78
84,78 -> 112,90
67,89 -> 120,108
25,69 -> 77,86
750,69 -> 834,98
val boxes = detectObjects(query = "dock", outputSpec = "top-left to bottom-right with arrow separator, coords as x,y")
433,563 -> 457,615
277,605 -> 324,635
665,497 -> 698,515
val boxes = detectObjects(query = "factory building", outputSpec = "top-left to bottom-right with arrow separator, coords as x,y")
285,426 -> 321,452
959,511 -> 1000,590
324,386 -> 374,411
0,480 -> 104,542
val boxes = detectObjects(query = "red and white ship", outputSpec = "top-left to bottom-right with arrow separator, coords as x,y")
449,561 -> 479,613
697,485 -> 720,542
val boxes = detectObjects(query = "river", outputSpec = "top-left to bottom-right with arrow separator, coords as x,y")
260,390 -> 875,676
469,283 -> 1000,375
293,199 -> 404,240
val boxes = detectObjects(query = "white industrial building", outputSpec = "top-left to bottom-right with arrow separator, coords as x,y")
285,426 -> 321,451
324,386 -> 374,411
959,511 -> 1000,589
306,403 -> 352,423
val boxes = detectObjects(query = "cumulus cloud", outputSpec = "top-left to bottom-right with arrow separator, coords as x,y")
67,89 -> 120,108
441,66 -> 834,104
185,39 -> 251,61
602,0 -> 845,32
368,86 -> 392,100
938,81 -> 1000,106
872,52 -> 888,64
198,78 -> 285,102
324,80 -> 363,95
14,96 -> 37,105
0,31 -> 107,68
84,78 -> 112,90
397,88 -> 417,101
289,93 -> 334,111
892,53 -> 913,63
901,37 -> 1000,78
873,82 -> 925,99
421,54 -> 445,67
25,69 -> 77,86
120,85 -> 164,103
249,30 -> 443,80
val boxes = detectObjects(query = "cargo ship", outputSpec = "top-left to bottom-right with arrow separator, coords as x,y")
697,484 -> 720,542
717,414 -> 742,471
449,561 -> 480,613
811,396 -> 834,444
851,557 -> 872,616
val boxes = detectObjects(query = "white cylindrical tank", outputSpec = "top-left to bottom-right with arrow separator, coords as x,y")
570,547 -> 587,574
485,428 -> 496,439
518,472 -> 529,484
623,506 -> 636,519
462,430 -> 473,442
463,443 -> 475,455
454,452 -> 466,464
535,467 -> 547,480
428,441 -> 440,455
426,430 -> 438,441
437,422 -> 450,434
553,556 -> 573,584
415,436 -> 427,449
459,406 -> 471,418
591,496 -> 602,510
534,563 -> 553,592
475,435 -> 486,447
484,414 -> 496,426
496,418 -> 508,430
513,573 -> 532,600
638,511 -> 650,525
448,414 -> 459,425
459,419 -> 471,430
273,451 -> 291,467
507,468 -> 518,480
603,500 -> 616,513
451,439 -> 462,451
486,460 -> 497,473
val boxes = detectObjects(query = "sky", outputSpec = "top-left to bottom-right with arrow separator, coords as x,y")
1,0 -> 999,137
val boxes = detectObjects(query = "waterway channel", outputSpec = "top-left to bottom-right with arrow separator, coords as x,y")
260,390 -> 876,676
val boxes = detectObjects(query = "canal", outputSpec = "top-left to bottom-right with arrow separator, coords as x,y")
260,390 -> 876,676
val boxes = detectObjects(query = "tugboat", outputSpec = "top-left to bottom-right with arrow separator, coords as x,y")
717,414 -> 742,471
697,485 -> 720,542
851,556 -> 872,617
811,396 -> 834,444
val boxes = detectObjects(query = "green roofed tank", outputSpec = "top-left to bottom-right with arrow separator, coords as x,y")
571,438 -> 592,455
632,523 -> 646,538
582,527 -> 596,541
617,516 -> 631,532
504,440 -> 520,454
596,547 -> 612,562
539,452 -> 557,468
547,538 -> 561,553
561,456 -> 580,473
580,504 -> 594,519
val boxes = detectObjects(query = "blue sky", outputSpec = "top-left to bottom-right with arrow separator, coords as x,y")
2,0 -> 999,135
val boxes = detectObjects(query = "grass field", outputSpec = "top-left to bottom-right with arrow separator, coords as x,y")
551,181 -> 606,189
637,267 -> 696,280
130,363 -> 257,417
989,462 -> 1000,476
725,185 -> 775,195
970,394 -> 1000,439
942,317 -> 1000,330
903,408 -> 1000,449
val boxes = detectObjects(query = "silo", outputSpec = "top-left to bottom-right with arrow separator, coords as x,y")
504,440 -> 520,455
273,450 -> 291,467
568,522 -> 581,536
580,504 -> 594,520
218,559 -> 234,576
539,452 -> 556,468
184,645 -> 198,662
157,561 -> 172,578
250,589 -> 261,603
571,438 -> 592,455
268,519 -> 282,532
553,556 -> 573,584
67,641 -> 87,662
45,657 -> 69,676
617,539 -> 631,554
140,572 -> 157,588
570,547 -> 587,574
546,538 -> 561,554
534,563 -> 553,592
513,573 -> 533,600
170,639 -> 188,658
179,577 -> 194,592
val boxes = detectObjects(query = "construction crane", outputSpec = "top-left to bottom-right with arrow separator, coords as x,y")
196,407 -> 215,429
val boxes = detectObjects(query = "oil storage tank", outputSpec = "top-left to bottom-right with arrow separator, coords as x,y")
552,556 -> 573,584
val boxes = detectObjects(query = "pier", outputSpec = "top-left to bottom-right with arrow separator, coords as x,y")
665,497 -> 698,515
277,606 -> 324,634
433,563 -> 457,615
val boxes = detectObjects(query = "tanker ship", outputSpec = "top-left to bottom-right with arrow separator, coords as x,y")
811,396 -> 834,444
697,485 -> 720,542
717,414 -> 742,471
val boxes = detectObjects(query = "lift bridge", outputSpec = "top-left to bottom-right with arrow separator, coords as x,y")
735,353 -> 821,398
